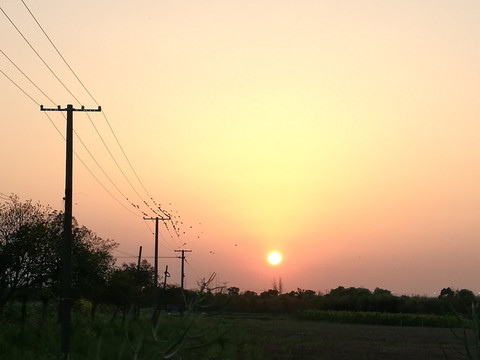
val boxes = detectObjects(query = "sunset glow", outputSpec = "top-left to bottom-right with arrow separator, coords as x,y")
2,1 -> 480,295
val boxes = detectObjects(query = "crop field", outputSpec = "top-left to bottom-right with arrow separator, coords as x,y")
1,303 -> 477,360
227,314 -> 472,360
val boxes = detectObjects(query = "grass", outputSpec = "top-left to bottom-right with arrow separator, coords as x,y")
1,302 -> 478,359
0,303 -> 234,360
223,314 -> 473,360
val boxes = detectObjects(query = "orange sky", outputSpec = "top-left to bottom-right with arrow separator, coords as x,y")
2,1 -> 480,295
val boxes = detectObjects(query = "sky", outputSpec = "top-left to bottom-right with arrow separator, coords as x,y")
1,0 -> 480,296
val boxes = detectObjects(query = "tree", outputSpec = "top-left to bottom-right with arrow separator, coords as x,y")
70,219 -> 117,316
439,287 -> 454,298
0,195 -> 118,314
0,195 -> 54,310
227,287 -> 240,296
106,261 -> 154,318
454,289 -> 476,314
373,287 -> 392,296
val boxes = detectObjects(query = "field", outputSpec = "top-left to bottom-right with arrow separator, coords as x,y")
1,303 -> 477,360
228,315 -> 471,360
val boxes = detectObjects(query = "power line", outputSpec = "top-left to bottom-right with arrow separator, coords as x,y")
0,67 -> 40,105
144,215 -> 171,289
18,0 -> 165,218
0,5 -> 80,104
161,219 -> 185,249
0,192 -> 11,201
101,109 -> 164,216
175,249 -> 192,290
185,258 -> 203,284
83,110 -> 153,213
20,0 -> 98,105
40,104 -> 102,360
2,66 -> 202,294
0,48 -> 56,104
74,150 -> 138,216
113,248 -> 137,257
0,47 -> 140,216
1,46 -> 130,213
4,2 -> 200,247
0,65 -> 139,216
72,127 -> 139,214
2,3 -> 153,218
158,225 -> 179,250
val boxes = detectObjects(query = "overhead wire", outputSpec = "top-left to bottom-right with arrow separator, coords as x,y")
158,225 -> 181,251
1,4 -> 141,210
0,67 -> 41,106
19,0 -> 167,219
19,0 -> 98,105
0,59 -> 137,216
184,258 -> 203,288
4,2 -> 200,260
82,110 -> 155,215
1,3 -> 157,220
0,48 -> 56,104
162,219 -> 185,249
0,4 -> 80,104
0,46 -> 142,216
113,248 -> 137,257
72,130 -> 140,216
0,192 -> 12,201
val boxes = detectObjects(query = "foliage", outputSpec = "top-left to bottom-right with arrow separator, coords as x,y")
0,194 -> 117,315
106,260 -> 155,318
446,304 -> 480,359
296,309 -> 464,328
5,194 -> 480,359
0,195 -> 55,309
191,285 -> 479,320
0,302 -> 234,360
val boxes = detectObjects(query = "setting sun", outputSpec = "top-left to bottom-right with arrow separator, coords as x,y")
267,251 -> 282,266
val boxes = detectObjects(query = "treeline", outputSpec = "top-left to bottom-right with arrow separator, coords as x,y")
1,195 -> 478,323
199,286 -> 477,318
0,194 -> 157,320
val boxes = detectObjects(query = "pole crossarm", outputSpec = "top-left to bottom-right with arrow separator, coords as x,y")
174,249 -> 192,257
174,249 -> 192,290
39,103 -> 101,360
143,216 -> 172,288
143,216 -> 171,221
143,215 -> 173,323
40,104 -> 101,112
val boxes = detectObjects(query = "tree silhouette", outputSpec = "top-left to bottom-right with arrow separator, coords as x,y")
0,195 -> 117,315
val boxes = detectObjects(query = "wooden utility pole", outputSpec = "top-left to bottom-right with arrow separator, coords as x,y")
137,246 -> 143,269
40,104 -> 101,360
143,215 -> 170,323
175,249 -> 192,290
143,216 -> 170,287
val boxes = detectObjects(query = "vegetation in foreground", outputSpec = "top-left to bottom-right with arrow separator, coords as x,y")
3,194 -> 480,359
1,304 -> 480,360
0,303 -> 233,360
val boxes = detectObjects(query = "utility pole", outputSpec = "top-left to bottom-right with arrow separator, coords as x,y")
175,249 -> 192,290
40,104 -> 101,360
163,265 -> 170,288
137,246 -> 143,270
143,216 -> 170,287
143,215 -> 170,323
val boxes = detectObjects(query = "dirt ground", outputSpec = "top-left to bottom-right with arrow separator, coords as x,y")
230,315 -> 474,360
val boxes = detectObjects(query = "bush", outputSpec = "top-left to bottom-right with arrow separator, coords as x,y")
296,309 -> 464,328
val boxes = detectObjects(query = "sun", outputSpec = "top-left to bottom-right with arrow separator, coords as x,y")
267,251 -> 282,265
